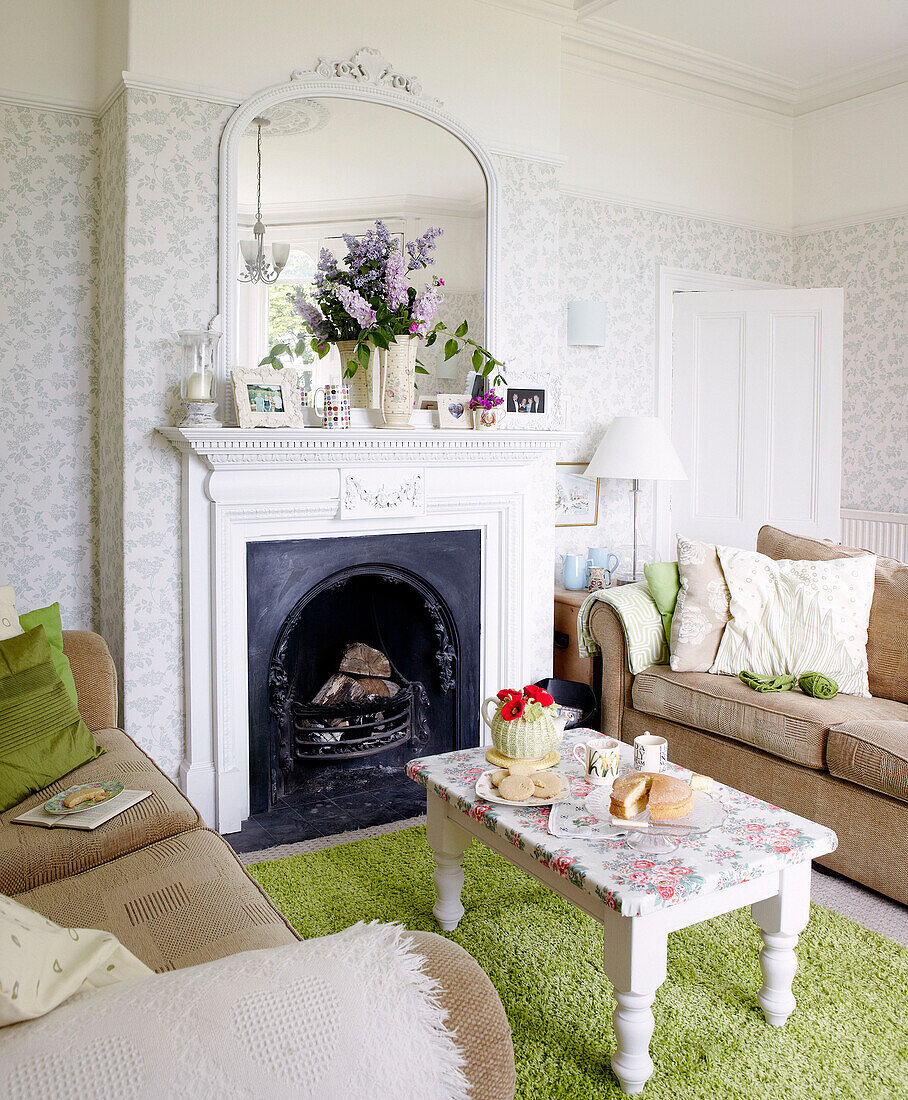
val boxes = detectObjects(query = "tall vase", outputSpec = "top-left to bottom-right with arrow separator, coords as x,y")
334,339 -> 375,409
378,335 -> 419,429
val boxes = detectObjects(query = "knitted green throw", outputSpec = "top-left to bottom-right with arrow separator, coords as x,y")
798,671 -> 838,699
739,671 -> 796,692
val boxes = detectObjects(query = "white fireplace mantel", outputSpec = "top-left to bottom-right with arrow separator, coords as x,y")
158,425 -> 573,833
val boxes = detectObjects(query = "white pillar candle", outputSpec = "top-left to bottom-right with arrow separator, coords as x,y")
185,370 -> 212,400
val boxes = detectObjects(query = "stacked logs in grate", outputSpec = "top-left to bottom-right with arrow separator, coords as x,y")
307,643 -> 401,732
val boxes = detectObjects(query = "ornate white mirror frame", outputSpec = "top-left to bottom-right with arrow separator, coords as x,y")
217,47 -> 499,413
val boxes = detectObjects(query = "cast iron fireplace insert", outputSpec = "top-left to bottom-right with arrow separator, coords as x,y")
246,531 -> 480,825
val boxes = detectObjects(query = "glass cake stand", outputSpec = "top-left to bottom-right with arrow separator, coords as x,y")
584,788 -> 727,854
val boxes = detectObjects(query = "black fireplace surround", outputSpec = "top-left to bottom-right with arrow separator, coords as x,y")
247,531 -> 480,815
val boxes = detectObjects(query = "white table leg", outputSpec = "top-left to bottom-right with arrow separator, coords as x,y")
751,861 -> 811,1026
426,793 -> 470,931
603,914 -> 668,1095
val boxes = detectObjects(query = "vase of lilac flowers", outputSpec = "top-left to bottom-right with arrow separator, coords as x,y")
292,220 -> 505,427
470,389 -> 505,430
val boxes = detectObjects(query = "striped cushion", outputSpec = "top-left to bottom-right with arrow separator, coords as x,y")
0,627 -> 102,812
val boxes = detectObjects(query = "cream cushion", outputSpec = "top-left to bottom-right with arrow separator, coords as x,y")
711,546 -> 876,696
0,586 -> 23,641
0,894 -> 150,1026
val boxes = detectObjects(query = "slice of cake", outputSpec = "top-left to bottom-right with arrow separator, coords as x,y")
608,771 -> 693,821
609,773 -> 649,818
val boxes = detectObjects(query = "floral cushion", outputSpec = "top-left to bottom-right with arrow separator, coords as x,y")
669,536 -> 731,672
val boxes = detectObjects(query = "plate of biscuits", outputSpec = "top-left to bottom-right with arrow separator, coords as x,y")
44,781 -> 125,815
476,766 -> 570,806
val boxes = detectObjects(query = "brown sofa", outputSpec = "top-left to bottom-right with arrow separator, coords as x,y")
590,525 -> 908,905
1,631 -> 515,1100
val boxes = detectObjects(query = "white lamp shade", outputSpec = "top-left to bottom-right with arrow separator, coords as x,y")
567,301 -> 607,346
584,416 -> 688,482
271,242 -> 291,271
239,239 -> 258,265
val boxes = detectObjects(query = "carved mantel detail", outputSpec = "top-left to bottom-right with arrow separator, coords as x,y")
292,47 -> 441,105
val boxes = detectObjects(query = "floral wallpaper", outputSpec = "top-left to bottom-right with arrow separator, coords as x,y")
0,104 -> 98,628
794,216 -> 908,514
118,90 -> 235,777
98,93 -> 127,693
554,194 -> 793,575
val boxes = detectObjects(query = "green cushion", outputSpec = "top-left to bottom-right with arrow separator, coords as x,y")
18,602 -> 78,705
644,561 -> 681,645
0,627 -> 103,812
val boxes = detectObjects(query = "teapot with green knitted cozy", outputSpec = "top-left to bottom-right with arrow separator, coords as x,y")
481,685 -> 567,760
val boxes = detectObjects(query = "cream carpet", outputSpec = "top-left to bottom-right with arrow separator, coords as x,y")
235,815 -> 908,947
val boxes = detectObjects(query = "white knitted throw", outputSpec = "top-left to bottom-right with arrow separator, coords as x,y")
0,922 -> 470,1100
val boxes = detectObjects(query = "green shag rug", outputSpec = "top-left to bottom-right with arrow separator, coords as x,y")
248,826 -> 907,1100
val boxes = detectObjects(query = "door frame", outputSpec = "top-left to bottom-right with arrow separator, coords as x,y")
653,265 -> 791,558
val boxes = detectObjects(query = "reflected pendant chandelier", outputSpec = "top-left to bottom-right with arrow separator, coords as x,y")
238,117 -> 290,284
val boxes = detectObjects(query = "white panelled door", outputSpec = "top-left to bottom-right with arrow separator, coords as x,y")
671,289 -> 844,549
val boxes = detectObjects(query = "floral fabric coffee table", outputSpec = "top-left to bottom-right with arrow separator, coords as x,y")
407,731 -> 837,1095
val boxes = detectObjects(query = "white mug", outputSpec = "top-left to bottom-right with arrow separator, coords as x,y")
634,733 -> 668,773
572,736 -> 620,785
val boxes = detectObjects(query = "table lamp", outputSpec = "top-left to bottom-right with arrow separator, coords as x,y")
584,416 -> 688,579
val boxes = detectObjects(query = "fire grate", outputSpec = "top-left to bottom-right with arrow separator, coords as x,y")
290,678 -> 429,760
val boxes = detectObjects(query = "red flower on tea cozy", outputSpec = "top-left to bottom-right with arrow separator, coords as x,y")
500,695 -> 525,721
497,688 -> 521,701
523,684 -> 554,706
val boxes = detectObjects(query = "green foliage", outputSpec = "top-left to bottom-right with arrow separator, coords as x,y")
425,319 -> 507,387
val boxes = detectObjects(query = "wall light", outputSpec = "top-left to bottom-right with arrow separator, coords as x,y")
567,301 -> 607,346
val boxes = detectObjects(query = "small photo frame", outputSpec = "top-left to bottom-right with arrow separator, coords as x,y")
232,366 -> 304,428
436,393 -> 473,429
507,387 -> 545,415
555,463 -> 600,527
418,397 -> 438,410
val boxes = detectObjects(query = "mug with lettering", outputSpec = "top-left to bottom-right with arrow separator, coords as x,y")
633,732 -> 668,773
314,384 -> 351,429
572,736 -> 621,785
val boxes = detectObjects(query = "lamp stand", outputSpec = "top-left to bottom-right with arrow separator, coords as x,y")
631,478 -> 640,581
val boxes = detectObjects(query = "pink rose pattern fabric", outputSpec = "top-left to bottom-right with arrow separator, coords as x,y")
407,730 -> 837,917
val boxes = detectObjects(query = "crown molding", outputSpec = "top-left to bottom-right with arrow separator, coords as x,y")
563,20 -> 798,111
0,86 -> 96,117
794,50 -> 908,115
562,46 -> 794,127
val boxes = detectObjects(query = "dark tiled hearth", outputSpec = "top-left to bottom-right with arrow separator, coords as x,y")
226,773 -> 426,855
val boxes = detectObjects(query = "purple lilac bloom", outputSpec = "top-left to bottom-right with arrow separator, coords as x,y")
406,225 -> 443,271
334,283 -> 377,329
293,295 -> 329,340
343,221 -> 394,298
384,245 -> 409,310
409,280 -> 444,336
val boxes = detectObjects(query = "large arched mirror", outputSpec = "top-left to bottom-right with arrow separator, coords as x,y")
218,49 -> 497,420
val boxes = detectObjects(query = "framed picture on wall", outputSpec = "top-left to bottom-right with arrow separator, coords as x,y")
555,463 -> 599,527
